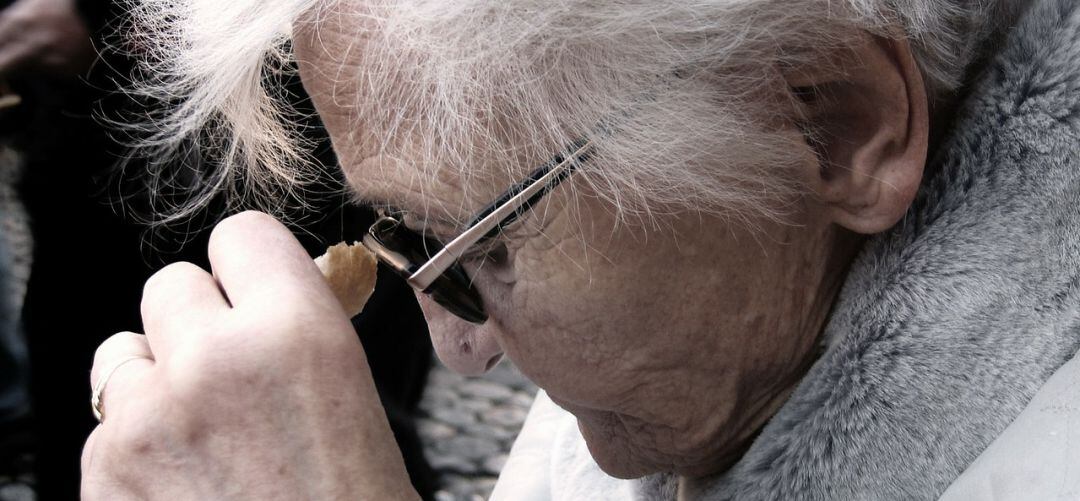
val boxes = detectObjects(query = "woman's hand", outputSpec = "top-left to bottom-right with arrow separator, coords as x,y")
81,211 -> 418,500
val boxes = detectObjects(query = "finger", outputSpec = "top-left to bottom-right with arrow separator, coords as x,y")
81,425 -> 100,475
141,261 -> 229,355
90,332 -> 154,423
81,427 -> 141,501
207,211 -> 335,309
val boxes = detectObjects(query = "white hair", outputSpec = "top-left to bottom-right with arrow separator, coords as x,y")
122,0 -> 1022,226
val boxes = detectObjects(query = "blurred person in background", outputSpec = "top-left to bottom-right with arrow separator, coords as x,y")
0,0 -> 98,496
0,201 -> 31,498
1,0 -> 437,499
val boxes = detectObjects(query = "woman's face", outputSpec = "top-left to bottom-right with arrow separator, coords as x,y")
294,14 -> 855,479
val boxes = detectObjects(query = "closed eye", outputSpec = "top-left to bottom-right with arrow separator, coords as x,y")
390,207 -> 514,267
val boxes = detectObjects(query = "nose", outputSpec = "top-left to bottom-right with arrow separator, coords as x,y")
417,293 -> 504,375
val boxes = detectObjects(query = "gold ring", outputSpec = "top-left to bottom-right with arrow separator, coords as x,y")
91,356 -> 147,423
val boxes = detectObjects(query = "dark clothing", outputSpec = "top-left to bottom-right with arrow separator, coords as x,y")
16,73 -> 152,500
0,225 -> 28,424
9,5 -> 436,499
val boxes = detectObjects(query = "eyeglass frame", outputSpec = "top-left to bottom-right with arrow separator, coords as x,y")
361,136 -> 596,324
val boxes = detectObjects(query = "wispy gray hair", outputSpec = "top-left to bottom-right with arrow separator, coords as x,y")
123,0 -> 1023,226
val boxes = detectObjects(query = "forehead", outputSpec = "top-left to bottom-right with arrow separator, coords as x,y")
340,153 -> 531,227
291,0 -> 804,227
292,6 -> 567,224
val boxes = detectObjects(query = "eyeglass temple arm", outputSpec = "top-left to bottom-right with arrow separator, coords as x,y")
408,138 -> 595,290
464,137 -> 592,239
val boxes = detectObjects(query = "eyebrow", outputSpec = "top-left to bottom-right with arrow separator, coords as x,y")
407,137 -> 595,290
382,135 -> 593,236
462,137 -> 592,240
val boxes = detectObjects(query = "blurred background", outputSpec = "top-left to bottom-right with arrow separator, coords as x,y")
0,0 -> 536,499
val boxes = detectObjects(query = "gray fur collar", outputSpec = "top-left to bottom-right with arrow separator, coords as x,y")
671,0 -> 1080,498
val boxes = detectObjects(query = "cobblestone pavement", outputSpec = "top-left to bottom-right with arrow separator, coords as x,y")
419,360 -> 537,500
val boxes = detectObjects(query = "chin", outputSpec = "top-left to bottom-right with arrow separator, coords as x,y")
578,412 -> 652,479
574,410 -> 747,480
556,396 -> 734,479
578,422 -> 654,479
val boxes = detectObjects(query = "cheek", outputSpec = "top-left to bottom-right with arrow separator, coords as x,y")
488,254 -> 603,380
483,237 -> 669,406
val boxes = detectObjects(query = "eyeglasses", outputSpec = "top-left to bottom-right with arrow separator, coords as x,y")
362,137 -> 595,324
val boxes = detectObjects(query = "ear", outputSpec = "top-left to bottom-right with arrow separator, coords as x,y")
787,34 -> 929,234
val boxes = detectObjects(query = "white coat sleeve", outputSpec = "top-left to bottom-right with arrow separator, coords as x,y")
491,390 -> 640,501
939,355 -> 1080,500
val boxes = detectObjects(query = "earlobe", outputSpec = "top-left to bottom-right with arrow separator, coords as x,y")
789,34 -> 929,235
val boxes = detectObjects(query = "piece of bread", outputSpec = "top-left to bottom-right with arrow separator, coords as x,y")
314,242 -> 378,318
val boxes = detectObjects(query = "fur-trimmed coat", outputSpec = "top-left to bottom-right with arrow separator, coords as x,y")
492,0 -> 1080,498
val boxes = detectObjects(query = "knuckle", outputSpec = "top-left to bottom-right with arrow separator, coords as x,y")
93,331 -> 139,361
236,302 -> 305,343
92,332 -> 147,374
164,343 -> 269,415
163,359 -> 222,413
164,341 -> 222,387
87,414 -> 188,499
208,210 -> 275,247
110,414 -> 156,453
106,408 -> 195,465
257,311 -> 342,357
141,262 -> 205,310
143,261 -> 204,293
227,210 -> 275,226
164,331 -> 264,395
157,306 -> 351,399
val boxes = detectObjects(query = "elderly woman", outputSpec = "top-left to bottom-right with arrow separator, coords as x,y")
81,0 -> 1080,499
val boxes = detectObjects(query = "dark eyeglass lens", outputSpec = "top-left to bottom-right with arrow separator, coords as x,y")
369,217 -> 443,272
368,217 -> 488,324
428,272 -> 488,324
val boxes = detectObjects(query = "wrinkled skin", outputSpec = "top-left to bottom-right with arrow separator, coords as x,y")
81,212 -> 419,500
82,3 -> 927,494
293,10 -> 869,479
424,198 -> 856,478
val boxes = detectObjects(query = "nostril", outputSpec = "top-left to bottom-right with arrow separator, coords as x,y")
485,353 -> 504,371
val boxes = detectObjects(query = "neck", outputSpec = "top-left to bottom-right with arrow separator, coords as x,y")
691,224 -> 865,478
